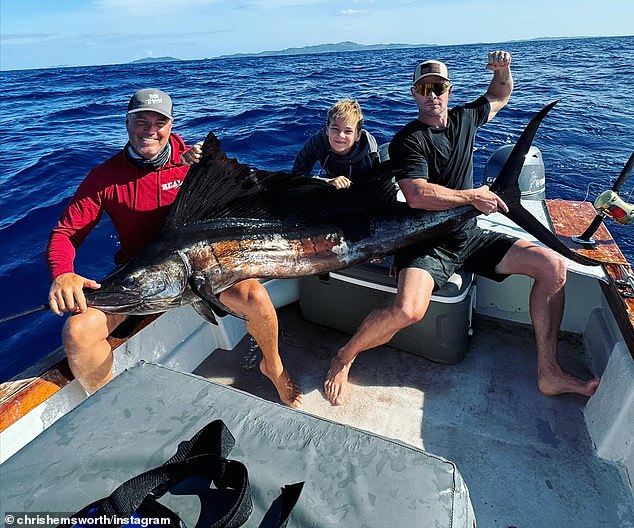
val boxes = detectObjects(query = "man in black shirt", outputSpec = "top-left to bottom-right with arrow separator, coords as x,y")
324,52 -> 600,405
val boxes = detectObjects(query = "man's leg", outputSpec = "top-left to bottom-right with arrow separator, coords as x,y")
220,279 -> 303,408
496,240 -> 600,396
324,268 -> 435,405
63,309 -> 128,393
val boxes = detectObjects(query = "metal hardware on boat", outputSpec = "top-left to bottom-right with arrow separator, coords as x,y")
573,150 -> 634,245
615,264 -> 634,298
571,231 -> 600,246
572,191 -> 634,245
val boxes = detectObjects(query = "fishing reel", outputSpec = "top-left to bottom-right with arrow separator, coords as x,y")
594,190 -> 634,225
572,151 -> 634,246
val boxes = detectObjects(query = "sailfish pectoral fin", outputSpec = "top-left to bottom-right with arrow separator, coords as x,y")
190,275 -> 246,322
191,300 -> 219,325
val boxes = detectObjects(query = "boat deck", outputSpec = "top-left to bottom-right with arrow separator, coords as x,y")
1,199 -> 633,525
195,302 -> 634,528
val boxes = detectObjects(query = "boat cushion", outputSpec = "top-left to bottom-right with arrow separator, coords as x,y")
0,362 -> 475,527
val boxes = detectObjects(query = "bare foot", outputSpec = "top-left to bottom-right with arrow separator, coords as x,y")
538,366 -> 600,397
260,360 -> 303,408
324,356 -> 351,406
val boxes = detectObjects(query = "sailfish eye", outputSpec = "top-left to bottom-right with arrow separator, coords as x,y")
121,276 -> 136,289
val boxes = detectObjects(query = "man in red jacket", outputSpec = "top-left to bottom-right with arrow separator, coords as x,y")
46,88 -> 303,407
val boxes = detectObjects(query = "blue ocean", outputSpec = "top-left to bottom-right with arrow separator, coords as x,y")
1,36 -> 633,381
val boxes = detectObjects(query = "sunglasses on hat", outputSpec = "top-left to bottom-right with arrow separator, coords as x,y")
413,82 -> 451,97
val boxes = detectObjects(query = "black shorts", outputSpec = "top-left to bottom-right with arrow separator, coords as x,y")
109,314 -> 145,339
394,222 -> 517,291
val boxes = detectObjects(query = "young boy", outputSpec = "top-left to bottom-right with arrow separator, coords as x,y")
292,99 -> 379,189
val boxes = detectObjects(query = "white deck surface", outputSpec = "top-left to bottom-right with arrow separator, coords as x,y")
195,302 -> 634,528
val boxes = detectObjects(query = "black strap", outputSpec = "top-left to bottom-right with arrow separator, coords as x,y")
61,420 -> 303,528
115,456 -> 250,525
165,420 -> 236,463
73,454 -> 252,527
257,482 -> 305,528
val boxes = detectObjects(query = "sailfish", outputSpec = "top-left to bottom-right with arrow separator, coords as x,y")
81,100 -> 599,323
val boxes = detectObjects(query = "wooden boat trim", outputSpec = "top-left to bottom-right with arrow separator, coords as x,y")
546,199 -> 634,357
0,360 -> 73,432
0,313 -> 160,433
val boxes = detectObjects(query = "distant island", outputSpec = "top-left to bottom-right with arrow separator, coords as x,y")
129,41 -> 436,65
216,41 -> 435,59
130,56 -> 182,64
128,36 -> 601,65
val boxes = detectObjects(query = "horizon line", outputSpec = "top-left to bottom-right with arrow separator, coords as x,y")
2,34 -> 630,73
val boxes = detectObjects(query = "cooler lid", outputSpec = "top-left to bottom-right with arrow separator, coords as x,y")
333,257 -> 473,303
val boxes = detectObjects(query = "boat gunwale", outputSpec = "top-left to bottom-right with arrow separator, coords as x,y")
0,313 -> 160,433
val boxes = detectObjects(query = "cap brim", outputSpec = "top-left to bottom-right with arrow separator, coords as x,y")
127,108 -> 173,120
413,73 -> 451,85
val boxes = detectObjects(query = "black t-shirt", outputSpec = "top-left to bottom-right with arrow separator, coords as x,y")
389,96 -> 490,190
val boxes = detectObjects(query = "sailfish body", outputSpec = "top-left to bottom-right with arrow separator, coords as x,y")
85,101 -> 599,323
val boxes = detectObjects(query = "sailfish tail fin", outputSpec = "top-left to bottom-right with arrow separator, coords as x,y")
490,101 -> 600,267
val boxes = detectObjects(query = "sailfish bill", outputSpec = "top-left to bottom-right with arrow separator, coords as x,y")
84,102 -> 600,324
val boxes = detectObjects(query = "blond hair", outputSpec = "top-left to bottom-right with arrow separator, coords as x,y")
327,99 -> 364,132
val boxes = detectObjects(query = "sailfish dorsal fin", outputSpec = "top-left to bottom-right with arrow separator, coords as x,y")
163,131 -> 399,231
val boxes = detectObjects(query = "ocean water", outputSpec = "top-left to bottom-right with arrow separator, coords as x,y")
1,36 -> 633,380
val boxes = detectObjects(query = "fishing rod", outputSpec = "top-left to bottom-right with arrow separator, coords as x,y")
0,303 -> 50,324
572,150 -> 634,245
0,288 -> 97,324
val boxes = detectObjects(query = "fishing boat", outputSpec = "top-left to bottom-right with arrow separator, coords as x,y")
1,145 -> 633,527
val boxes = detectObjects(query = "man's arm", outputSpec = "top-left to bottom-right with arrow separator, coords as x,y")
391,129 -> 508,215
484,50 -> 513,122
46,178 -> 104,316
399,177 -> 508,215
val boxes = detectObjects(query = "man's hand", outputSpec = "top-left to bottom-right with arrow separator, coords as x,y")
327,175 -> 352,189
469,185 -> 509,215
48,272 -> 101,316
181,141 -> 203,166
484,50 -> 513,119
486,50 -> 511,71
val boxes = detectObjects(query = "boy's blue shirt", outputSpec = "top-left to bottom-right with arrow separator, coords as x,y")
292,128 -> 379,182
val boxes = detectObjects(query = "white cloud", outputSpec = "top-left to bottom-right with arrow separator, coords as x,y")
94,0 -> 220,16
338,9 -> 369,15
0,33 -> 59,45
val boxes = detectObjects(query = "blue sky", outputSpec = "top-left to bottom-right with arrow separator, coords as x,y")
1,0 -> 632,70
